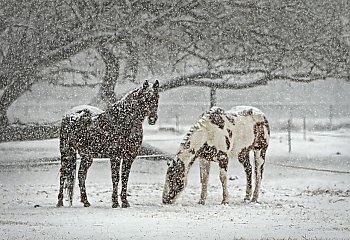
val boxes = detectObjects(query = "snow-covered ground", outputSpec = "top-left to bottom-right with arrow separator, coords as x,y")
0,128 -> 349,239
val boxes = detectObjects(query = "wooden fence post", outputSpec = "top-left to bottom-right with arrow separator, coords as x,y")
288,119 -> 292,153
175,114 -> 180,132
210,87 -> 217,108
303,117 -> 306,141
329,105 -> 333,130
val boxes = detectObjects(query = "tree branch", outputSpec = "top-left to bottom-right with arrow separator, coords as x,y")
159,69 -> 339,92
34,31 -> 125,70
46,67 -> 97,78
52,82 -> 100,88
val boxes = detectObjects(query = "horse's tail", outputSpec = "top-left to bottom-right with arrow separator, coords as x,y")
60,118 -> 77,206
63,152 -> 76,207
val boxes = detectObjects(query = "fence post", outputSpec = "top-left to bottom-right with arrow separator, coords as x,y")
329,105 -> 333,130
288,119 -> 292,153
303,117 -> 306,141
210,87 -> 217,108
175,114 -> 180,132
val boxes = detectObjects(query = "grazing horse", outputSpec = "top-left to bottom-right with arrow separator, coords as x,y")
163,106 -> 270,205
57,80 -> 160,208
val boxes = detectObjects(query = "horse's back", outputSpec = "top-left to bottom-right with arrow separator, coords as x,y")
226,106 -> 264,119
64,105 -> 104,119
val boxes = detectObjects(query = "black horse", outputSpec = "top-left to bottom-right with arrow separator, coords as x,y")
57,80 -> 160,208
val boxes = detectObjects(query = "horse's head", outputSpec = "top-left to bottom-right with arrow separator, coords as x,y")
162,157 -> 186,204
140,80 -> 159,125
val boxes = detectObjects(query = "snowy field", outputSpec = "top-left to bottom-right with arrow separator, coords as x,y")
0,128 -> 349,239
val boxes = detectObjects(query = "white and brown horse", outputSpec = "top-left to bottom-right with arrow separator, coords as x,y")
163,106 -> 270,205
57,80 -> 160,208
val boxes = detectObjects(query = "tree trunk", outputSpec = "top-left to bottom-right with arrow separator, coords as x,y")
123,41 -> 139,83
0,68 -> 35,126
96,45 -> 119,105
0,31 -> 126,126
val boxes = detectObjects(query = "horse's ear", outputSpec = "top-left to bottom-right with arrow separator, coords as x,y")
142,80 -> 149,89
153,80 -> 159,89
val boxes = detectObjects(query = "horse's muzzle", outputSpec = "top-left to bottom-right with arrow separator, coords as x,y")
162,196 -> 173,204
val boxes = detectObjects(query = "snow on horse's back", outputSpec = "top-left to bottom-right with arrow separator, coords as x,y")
64,105 -> 104,119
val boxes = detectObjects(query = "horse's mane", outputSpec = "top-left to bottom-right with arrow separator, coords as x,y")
116,87 -> 140,106
104,86 -> 143,116
180,107 -> 225,149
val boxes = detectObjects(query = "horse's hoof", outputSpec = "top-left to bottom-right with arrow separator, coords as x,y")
56,201 -> 63,208
221,201 -> 229,205
251,198 -> 259,203
112,202 -> 119,208
121,201 -> 130,208
198,200 -> 205,205
244,197 -> 251,202
83,202 -> 91,207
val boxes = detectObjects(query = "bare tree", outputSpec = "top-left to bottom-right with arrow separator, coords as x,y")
96,45 -> 119,105
0,0 -> 199,125
0,0 -> 122,125
0,0 -> 348,126
156,0 -> 349,91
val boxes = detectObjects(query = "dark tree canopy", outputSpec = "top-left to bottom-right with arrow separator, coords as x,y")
0,0 -> 349,125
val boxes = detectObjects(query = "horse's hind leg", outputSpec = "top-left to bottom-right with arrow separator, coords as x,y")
252,149 -> 266,202
57,156 -> 68,207
238,148 -> 253,201
67,155 -> 77,206
78,153 -> 93,207
218,153 -> 229,205
198,159 -> 211,205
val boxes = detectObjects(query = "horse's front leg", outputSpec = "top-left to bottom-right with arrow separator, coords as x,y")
110,156 -> 121,208
120,156 -> 134,208
198,159 -> 211,205
57,156 -> 68,207
218,154 -> 229,205
78,153 -> 93,207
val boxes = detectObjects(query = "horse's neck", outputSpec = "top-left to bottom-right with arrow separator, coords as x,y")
178,122 -> 209,174
121,97 -> 146,120
105,99 -> 145,124
178,148 -> 195,176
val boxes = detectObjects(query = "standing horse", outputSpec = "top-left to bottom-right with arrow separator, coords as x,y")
163,106 -> 270,205
57,80 -> 160,208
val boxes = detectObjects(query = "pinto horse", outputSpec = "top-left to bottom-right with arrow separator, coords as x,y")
163,106 -> 270,205
57,80 -> 160,208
